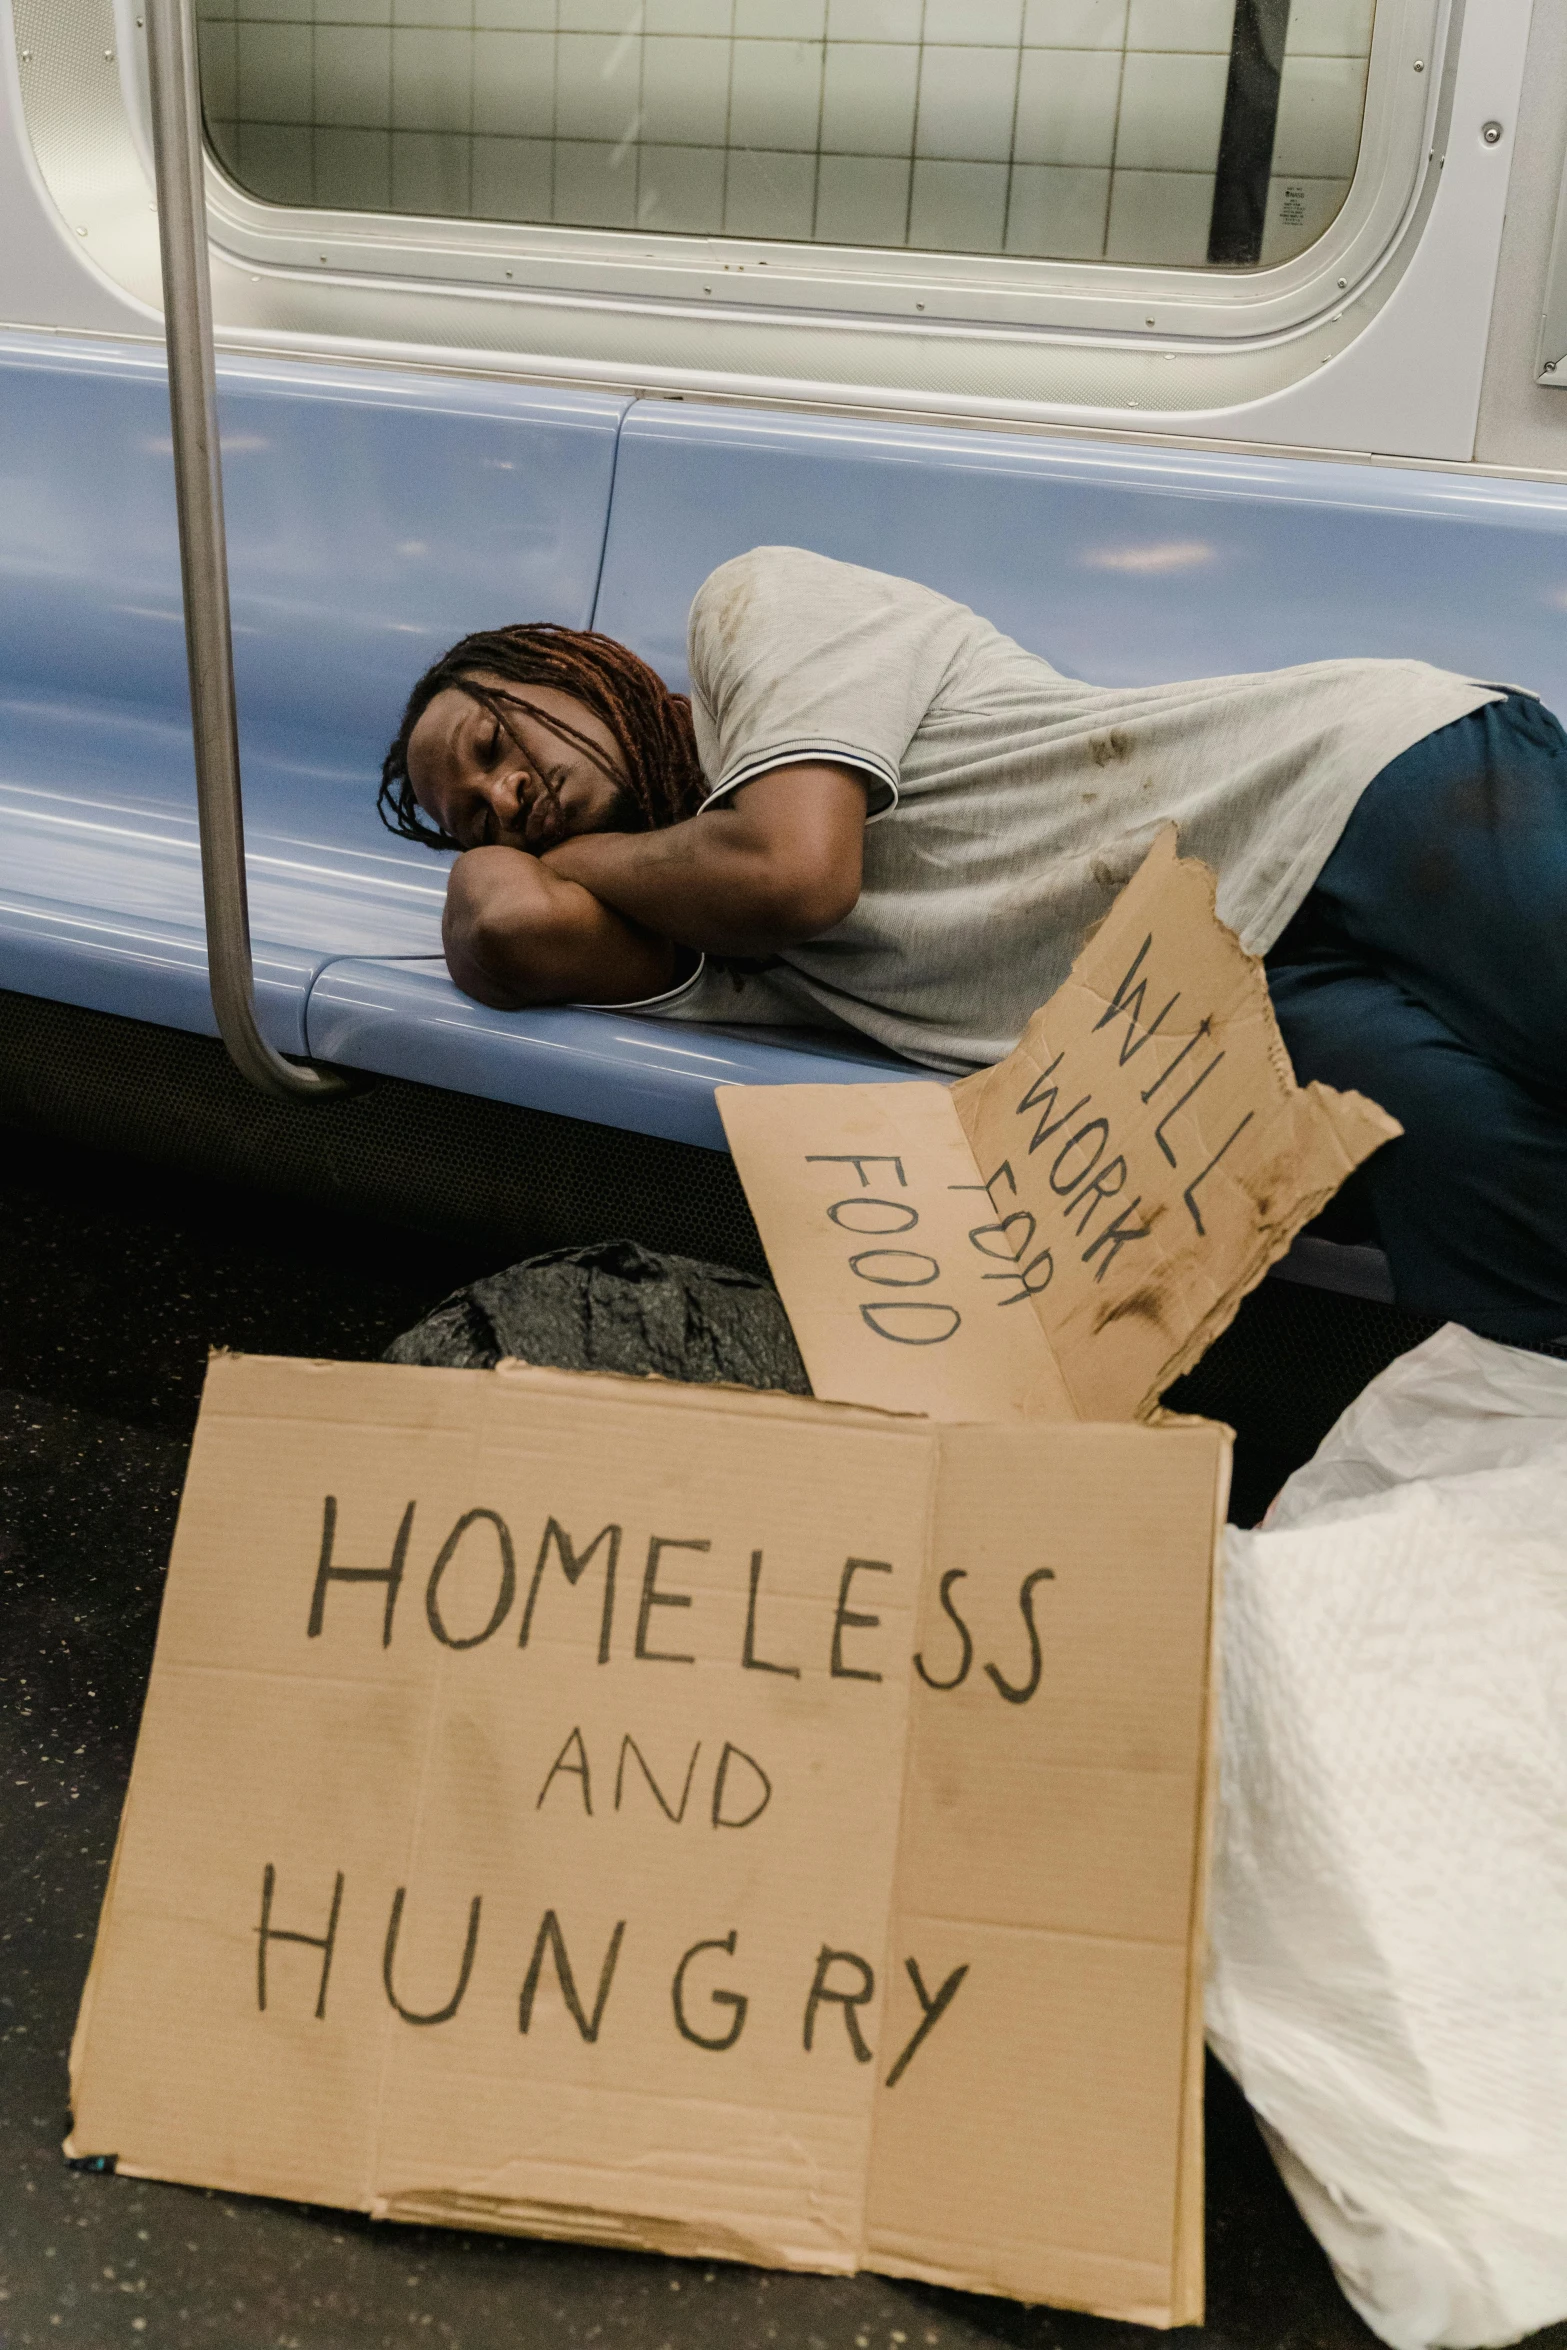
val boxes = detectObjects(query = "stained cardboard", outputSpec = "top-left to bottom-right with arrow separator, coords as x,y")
68,1353 -> 1223,2321
720,829 -> 1399,1424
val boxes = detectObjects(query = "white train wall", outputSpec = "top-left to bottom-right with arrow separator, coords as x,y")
2,0 -> 1566,475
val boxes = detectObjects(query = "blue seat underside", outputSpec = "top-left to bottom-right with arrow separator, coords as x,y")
4,326 -> 1567,1181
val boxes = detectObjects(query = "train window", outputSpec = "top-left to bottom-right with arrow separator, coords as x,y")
195,0 -> 1374,274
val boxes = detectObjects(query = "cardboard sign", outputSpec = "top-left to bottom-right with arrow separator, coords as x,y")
721,829 -> 1399,1424
69,1353 -> 1224,2323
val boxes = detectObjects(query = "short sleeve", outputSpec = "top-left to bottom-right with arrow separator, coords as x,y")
685,547 -> 976,818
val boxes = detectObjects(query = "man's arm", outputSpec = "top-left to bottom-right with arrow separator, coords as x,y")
442,852 -> 683,1010
442,763 -> 869,1008
544,763 -> 869,953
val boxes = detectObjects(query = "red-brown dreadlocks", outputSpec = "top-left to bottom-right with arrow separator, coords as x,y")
378,622 -> 706,850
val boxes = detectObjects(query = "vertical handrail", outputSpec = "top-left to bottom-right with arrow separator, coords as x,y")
144,0 -> 346,1098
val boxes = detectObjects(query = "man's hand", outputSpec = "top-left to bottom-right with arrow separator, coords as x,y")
442,846 -> 684,1010
543,763 -> 870,956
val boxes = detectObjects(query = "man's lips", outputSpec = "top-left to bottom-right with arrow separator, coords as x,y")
520,784 -> 567,850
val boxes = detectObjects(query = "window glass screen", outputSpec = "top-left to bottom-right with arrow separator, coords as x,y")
197,0 -> 1374,269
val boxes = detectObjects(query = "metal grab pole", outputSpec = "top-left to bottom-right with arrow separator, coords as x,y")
144,0 -> 346,1098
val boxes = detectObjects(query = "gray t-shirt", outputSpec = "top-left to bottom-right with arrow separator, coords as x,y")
636,546 -> 1501,1073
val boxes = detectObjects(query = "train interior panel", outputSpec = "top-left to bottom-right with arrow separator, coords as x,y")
0,0 -> 1561,1378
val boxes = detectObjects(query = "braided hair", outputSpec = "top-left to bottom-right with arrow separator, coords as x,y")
378,622 -> 706,850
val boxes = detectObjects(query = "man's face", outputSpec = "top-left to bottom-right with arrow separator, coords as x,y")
405,672 -> 634,853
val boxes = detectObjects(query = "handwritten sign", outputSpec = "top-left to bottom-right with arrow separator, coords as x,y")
722,829 -> 1398,1424
69,1352 -> 1222,2321
714,1080 -> 1077,1423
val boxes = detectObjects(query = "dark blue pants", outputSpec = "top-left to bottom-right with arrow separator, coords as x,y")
1266,692 -> 1567,1346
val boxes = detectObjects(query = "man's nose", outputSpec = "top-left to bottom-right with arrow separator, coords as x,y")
484,766 -> 526,828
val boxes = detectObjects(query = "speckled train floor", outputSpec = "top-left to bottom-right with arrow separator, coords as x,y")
0,1124 -> 1519,2350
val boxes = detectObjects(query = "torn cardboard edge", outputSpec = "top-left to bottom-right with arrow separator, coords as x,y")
721,825 -> 1398,1428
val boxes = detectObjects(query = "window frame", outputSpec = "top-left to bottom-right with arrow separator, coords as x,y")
192,0 -> 1446,353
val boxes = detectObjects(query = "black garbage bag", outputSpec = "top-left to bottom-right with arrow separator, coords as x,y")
384,1238 -> 811,1396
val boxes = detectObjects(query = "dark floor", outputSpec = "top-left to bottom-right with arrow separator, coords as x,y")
0,1127 -> 1549,2350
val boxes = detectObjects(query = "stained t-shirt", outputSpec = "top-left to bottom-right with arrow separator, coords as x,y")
633,546 -> 1502,1072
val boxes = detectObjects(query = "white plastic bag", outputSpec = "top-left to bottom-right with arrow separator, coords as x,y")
1208,1324 -> 1567,2350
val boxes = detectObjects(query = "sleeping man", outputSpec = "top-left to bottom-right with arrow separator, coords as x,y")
379,545 -> 1567,1349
